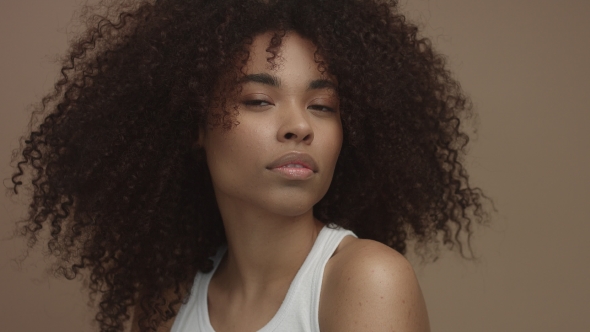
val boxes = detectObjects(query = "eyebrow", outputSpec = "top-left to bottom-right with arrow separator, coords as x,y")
239,73 -> 280,87
239,73 -> 337,91
308,79 -> 337,91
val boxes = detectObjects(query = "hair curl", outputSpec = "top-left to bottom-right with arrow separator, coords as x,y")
11,0 -> 487,330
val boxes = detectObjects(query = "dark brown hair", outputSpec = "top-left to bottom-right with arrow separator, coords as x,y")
11,0 -> 487,330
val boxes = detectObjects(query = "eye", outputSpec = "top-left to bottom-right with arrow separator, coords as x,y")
242,99 -> 272,107
308,104 -> 336,113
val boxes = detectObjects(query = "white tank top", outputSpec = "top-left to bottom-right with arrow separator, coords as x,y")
171,225 -> 357,332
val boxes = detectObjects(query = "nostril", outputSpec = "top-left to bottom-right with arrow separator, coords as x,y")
284,133 -> 296,139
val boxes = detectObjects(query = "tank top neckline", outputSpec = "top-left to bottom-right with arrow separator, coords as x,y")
197,224 -> 340,331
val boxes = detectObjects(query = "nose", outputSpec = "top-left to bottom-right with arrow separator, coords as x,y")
276,104 -> 314,144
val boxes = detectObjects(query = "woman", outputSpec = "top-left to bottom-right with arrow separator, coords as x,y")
11,0 -> 486,331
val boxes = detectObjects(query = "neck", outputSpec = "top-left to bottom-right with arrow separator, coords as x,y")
214,196 -> 324,298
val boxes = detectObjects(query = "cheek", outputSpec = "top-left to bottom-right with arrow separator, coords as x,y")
203,124 -> 267,182
203,130 -> 238,184
314,125 -> 343,202
325,123 -> 343,165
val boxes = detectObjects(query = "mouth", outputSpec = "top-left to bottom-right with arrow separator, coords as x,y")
266,152 -> 319,172
278,164 -> 308,168
266,152 -> 318,180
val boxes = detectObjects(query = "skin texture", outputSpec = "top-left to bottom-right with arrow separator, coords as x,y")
320,237 -> 430,332
202,32 -> 344,331
11,0 -> 488,330
201,32 -> 342,221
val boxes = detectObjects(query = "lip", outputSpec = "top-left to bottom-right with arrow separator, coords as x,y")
266,152 -> 319,173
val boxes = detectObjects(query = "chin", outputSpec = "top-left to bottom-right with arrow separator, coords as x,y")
263,196 -> 319,218
269,204 -> 314,218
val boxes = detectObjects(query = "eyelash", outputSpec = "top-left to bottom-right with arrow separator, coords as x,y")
308,105 -> 336,113
242,99 -> 272,107
241,99 -> 336,113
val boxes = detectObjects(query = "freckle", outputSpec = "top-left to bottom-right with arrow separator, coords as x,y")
347,277 -> 351,281
402,300 -> 406,304
358,302 -> 362,306
380,296 -> 384,299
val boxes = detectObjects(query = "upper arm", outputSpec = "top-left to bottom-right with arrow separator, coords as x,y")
320,239 -> 430,332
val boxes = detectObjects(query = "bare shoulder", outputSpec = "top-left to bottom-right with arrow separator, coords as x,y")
319,237 -> 430,332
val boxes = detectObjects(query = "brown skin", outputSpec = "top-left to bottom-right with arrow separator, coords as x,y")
132,32 -> 429,332
203,32 -> 342,331
320,237 -> 430,331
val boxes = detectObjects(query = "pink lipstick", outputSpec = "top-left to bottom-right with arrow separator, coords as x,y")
266,152 -> 318,180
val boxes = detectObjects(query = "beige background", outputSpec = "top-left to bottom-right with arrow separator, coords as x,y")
1,0 -> 589,331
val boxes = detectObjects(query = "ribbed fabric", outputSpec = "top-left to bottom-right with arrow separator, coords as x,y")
171,225 -> 357,332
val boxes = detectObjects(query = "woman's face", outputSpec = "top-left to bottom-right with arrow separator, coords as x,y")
201,32 -> 343,217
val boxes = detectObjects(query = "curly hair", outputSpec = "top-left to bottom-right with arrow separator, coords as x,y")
10,0 -> 487,330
